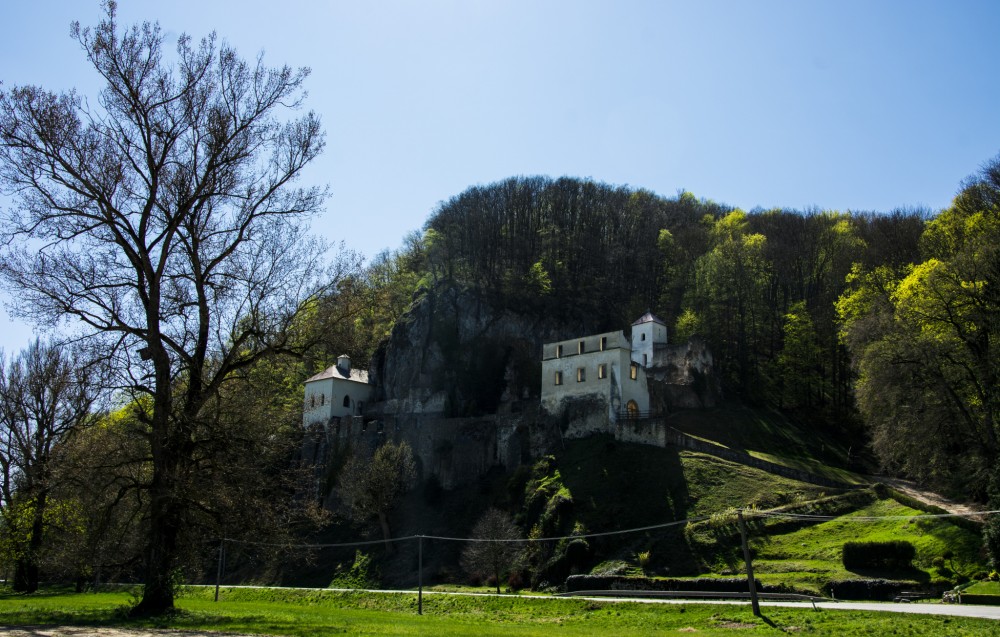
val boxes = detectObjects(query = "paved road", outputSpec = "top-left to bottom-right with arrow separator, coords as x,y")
400,588 -> 1000,621
555,594 -> 1000,621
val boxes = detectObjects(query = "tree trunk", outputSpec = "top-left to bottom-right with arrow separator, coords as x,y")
13,491 -> 47,593
378,511 -> 394,555
132,408 -> 182,616
132,490 -> 182,615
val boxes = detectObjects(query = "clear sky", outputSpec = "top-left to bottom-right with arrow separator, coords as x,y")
2,1 -> 999,354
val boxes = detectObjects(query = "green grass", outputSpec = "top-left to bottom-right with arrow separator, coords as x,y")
671,402 -> 867,484
748,449 -> 869,485
0,587 -> 999,636
749,498 -> 985,594
966,581 -> 1000,595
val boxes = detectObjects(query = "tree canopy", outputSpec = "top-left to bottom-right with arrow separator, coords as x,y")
0,2 -> 339,613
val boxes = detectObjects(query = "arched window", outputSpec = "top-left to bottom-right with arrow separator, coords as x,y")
343,395 -> 351,408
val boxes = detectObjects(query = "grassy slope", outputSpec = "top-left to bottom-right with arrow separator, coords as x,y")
0,587 -> 998,637
671,402 -> 869,485
751,498 -> 985,594
535,402 -> 987,592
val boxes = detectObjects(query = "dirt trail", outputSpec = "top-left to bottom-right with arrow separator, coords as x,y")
0,628 -> 256,637
874,476 -> 985,518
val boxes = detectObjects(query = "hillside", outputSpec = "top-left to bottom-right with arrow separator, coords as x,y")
285,402 -> 987,600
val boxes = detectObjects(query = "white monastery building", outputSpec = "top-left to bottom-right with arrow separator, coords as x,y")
303,354 -> 372,426
541,313 -> 668,424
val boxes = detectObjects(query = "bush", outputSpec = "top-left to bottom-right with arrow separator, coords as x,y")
329,550 -> 379,589
842,540 -> 916,570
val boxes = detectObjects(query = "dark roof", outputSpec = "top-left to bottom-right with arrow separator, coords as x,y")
305,364 -> 369,385
632,312 -> 666,326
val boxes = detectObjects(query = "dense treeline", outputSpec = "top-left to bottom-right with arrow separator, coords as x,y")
417,175 -> 928,427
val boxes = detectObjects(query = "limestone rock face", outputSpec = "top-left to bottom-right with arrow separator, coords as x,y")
369,285 -> 582,418
647,335 -> 720,410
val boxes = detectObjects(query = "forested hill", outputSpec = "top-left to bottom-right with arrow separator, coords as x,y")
318,158 -> 999,507
420,176 -> 922,419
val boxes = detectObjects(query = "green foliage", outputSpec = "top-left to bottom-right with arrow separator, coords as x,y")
837,154 -> 1000,501
338,441 -> 417,543
329,550 -> 379,589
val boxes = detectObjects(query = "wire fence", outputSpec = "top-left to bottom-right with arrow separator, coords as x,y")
210,506 -> 1000,612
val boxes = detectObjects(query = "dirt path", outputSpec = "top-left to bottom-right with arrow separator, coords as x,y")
0,628 -> 257,637
874,476 -> 985,517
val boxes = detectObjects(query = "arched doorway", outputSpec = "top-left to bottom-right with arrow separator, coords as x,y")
626,400 -> 639,419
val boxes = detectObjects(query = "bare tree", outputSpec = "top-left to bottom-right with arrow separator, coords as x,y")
338,441 -> 416,552
0,2 -> 345,613
461,507 -> 523,594
0,340 -> 98,592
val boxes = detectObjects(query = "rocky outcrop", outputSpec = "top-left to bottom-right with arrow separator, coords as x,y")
647,335 -> 720,411
368,284 -> 590,418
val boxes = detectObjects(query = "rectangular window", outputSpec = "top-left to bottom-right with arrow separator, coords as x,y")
600,336 -> 607,351
554,371 -> 563,386
577,367 -> 586,382
578,340 -> 586,355
630,363 -> 638,380
556,344 -> 563,358
643,354 -> 648,366
598,364 -> 607,379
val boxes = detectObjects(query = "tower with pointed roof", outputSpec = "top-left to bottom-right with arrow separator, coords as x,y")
630,311 -> 667,368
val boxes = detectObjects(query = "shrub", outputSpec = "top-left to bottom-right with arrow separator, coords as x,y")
329,550 -> 379,589
636,551 -> 652,573
842,540 -> 915,570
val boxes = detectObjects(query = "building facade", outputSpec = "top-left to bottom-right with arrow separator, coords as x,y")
303,354 -> 372,427
541,326 -> 654,426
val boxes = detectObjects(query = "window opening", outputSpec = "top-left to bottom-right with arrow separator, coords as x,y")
630,363 -> 638,380
577,367 -> 586,382
556,344 -> 563,358
343,395 -> 351,408
554,371 -> 563,386
600,336 -> 607,351
598,364 -> 607,379
578,340 -> 586,354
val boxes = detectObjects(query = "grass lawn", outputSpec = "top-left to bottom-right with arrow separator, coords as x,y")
0,587 -> 998,636
966,581 -> 1000,595
750,498 -> 984,594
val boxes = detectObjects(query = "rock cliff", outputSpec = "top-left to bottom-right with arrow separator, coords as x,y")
368,284 -> 592,418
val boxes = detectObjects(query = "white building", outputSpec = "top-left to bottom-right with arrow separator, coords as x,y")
541,317 -> 667,428
303,354 -> 372,427
630,312 -> 668,368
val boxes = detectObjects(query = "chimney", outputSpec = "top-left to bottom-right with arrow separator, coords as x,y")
336,354 -> 352,376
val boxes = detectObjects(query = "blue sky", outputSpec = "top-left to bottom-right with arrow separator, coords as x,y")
2,1 -> 1000,353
